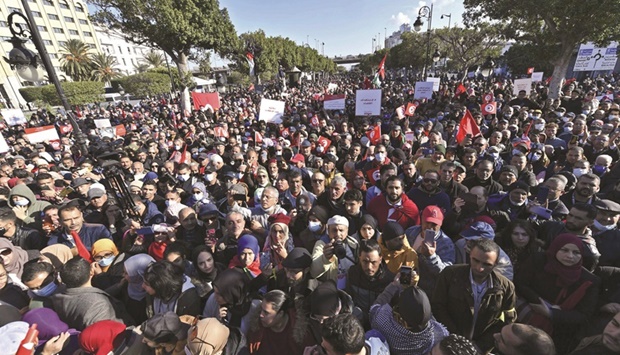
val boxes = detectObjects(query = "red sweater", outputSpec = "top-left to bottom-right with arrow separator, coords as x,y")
367,193 -> 420,230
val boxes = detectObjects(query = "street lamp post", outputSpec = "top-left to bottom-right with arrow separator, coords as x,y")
413,4 -> 434,79
3,3 -> 88,156
441,14 -> 452,29
431,47 -> 441,76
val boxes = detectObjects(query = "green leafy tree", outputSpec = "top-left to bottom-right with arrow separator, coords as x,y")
148,66 -> 195,92
41,82 -> 105,105
502,43 -> 554,77
90,0 -> 238,111
463,0 -> 620,98
90,53 -> 123,83
120,72 -> 171,97
59,39 -> 93,81
142,49 -> 165,69
133,63 -> 150,73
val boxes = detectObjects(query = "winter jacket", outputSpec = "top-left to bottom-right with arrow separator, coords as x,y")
48,223 -> 112,252
367,193 -> 420,230
9,184 -> 50,227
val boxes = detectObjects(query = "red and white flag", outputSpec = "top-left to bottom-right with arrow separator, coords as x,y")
527,67 -> 535,75
214,124 -> 229,138
366,125 -> 381,145
454,83 -> 467,98
246,52 -> 255,76
481,102 -> 497,115
405,102 -> 418,116
254,131 -> 263,145
377,53 -> 388,80
317,136 -> 331,151
455,109 -> 481,144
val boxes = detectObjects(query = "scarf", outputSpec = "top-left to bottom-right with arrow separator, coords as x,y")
229,235 -> 262,276
40,244 -> 73,265
70,230 -> 92,263
0,238 -> 29,278
187,318 -> 229,354
544,234 -> 584,288
148,241 -> 168,261
212,269 -> 251,328
91,239 -> 119,272
124,254 -> 155,301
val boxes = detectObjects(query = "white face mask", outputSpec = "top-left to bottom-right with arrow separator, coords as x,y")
594,219 -> 617,231
308,221 -> 322,232
174,145 -> 182,151
165,200 -> 178,207
562,116 -> 570,123
13,198 -> 29,207
178,174 -> 190,181
375,153 -> 386,162
555,112 -> 563,117
205,173 -> 215,183
534,124 -> 544,131
528,152 -> 542,162
573,168 -> 588,178
193,193 -> 203,201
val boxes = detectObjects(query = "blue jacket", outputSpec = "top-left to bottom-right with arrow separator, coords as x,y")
141,200 -> 164,226
48,223 -> 112,251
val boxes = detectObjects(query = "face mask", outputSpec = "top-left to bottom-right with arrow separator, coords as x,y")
31,281 -> 58,298
165,200 -> 177,207
490,152 -> 499,159
437,115 -> 444,121
555,112 -> 563,117
564,126 -> 573,133
415,129 -> 423,135
275,151 -> 283,156
242,143 -> 249,150
174,145 -> 182,151
573,168 -> 588,178
582,110 -> 591,115
177,174 -> 190,181
609,115 -> 618,120
13,198 -> 29,207
562,116 -> 570,123
528,152 -> 542,162
205,173 -> 215,183
193,193 -> 203,201
593,165 -> 607,175
98,255 -> 115,267
236,172 -> 244,179
308,221 -> 322,232
512,149 -> 522,156
594,219 -> 617,231
534,124 -> 544,131
510,197 -> 527,207
375,153 -> 386,162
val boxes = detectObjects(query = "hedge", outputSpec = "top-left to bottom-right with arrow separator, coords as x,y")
40,81 -> 105,106
19,87 -> 45,102
119,72 -> 171,97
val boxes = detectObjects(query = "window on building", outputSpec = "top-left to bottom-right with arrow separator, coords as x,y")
43,39 -> 53,45
69,29 -> 78,35
78,19 -> 88,25
28,0 -> 36,3
0,21 -> 7,28
8,7 -> 21,13
64,16 -> 74,23
32,11 -> 42,17
37,25 -> 47,32
58,41 -> 67,46
75,3 -> 84,12
122,58 -> 126,65
42,0 -> 54,6
88,43 -> 96,48
53,27 -> 64,34
84,31 -> 92,37
48,14 -> 59,20
59,0 -> 69,9
118,46 -> 122,54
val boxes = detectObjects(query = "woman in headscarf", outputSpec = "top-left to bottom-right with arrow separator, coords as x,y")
351,214 -> 379,243
91,238 -> 126,290
143,260 -> 201,318
202,268 -> 260,335
0,237 -> 36,281
248,290 -> 301,354
22,307 -> 80,354
259,214 -> 293,274
148,223 -> 177,261
40,244 -> 73,270
229,234 -> 262,278
514,234 -> 600,354
190,246 -> 225,304
79,319 -> 149,355
107,253 -> 155,325
186,317 -> 248,355
370,283 -> 448,355
0,259 -> 29,312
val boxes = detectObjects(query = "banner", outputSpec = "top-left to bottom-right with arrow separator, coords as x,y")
531,72 -> 544,82
482,93 -> 494,104
414,82 -> 434,100
426,77 -> 441,91
259,98 -> 286,124
25,125 -> 59,144
323,94 -> 346,110
574,42 -> 618,71
0,133 -> 9,153
355,89 -> 382,116
214,124 -> 229,138
405,131 -> 415,143
481,102 -> 497,115
396,105 -> 405,119
191,92 -> 221,111
513,78 -> 532,96
1,108 -> 27,126
405,102 -> 418,116
317,136 -> 331,151
94,119 -> 111,128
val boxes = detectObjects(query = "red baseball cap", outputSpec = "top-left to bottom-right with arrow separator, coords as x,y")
290,154 -> 305,164
422,206 -> 444,226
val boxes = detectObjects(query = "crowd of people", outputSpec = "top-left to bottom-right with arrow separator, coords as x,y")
0,71 -> 620,355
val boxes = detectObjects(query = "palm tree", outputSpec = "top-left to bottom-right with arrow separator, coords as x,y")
142,50 -> 165,68
59,39 -> 92,81
90,53 -> 123,83
133,62 -> 150,73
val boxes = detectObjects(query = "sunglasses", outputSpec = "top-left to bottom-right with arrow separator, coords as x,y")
423,178 -> 438,184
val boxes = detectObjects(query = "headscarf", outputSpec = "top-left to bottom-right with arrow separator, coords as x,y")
91,239 -> 120,272
358,214 -> 379,240
212,268 -> 250,327
544,234 -> 584,287
22,307 -> 78,346
79,320 -> 127,355
192,246 -> 218,282
228,234 -> 261,276
0,238 -> 29,278
353,170 -> 367,191
395,286 -> 432,332
41,244 -> 73,269
143,171 -> 159,182
124,254 -> 155,301
186,318 -> 230,355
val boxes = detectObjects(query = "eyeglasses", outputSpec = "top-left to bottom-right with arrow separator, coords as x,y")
423,178 -> 438,184
93,252 -> 115,261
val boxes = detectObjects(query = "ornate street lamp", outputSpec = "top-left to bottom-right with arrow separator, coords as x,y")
413,4 -> 434,78
3,7 -> 88,156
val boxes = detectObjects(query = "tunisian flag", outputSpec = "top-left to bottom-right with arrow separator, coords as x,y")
377,53 -> 388,80
455,109 -> 481,144
366,125 -> 381,145
454,83 -> 467,98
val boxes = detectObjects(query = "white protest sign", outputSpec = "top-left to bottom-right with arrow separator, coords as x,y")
259,98 -> 286,124
414,82 -> 434,100
0,133 -> 9,153
323,94 -> 346,110
531,72 -> 544,82
355,89 -> 382,116
1,108 -> 27,126
24,125 -> 59,144
513,78 -> 533,96
100,127 -> 116,138
426,77 -> 441,91
94,118 -> 111,128
327,83 -> 338,92
574,42 -> 618,71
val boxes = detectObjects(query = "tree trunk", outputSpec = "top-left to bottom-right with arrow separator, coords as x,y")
549,46 -> 574,99
176,52 -> 191,114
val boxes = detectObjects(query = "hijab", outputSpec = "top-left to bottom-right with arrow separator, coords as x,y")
79,320 -> 127,355
192,246 -> 218,282
41,244 -> 73,269
186,318 -> 229,355
91,239 -> 120,272
124,254 -> 155,301
357,214 -> 379,240
212,268 -> 250,327
22,307 -> 79,346
544,234 -> 584,287
228,234 -> 261,276
0,238 -> 29,278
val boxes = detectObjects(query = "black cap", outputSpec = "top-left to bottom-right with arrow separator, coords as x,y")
204,165 -> 216,174
282,248 -> 312,269
594,199 -> 620,214
500,165 -> 518,177
382,221 -> 405,242
508,181 -> 530,194
141,312 -> 190,343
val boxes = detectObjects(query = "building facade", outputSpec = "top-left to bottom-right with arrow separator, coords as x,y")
385,23 -> 412,49
95,26 -> 154,76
